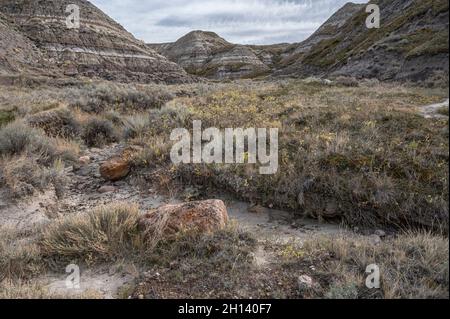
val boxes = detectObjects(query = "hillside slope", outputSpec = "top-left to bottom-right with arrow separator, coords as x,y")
149,31 -> 291,79
276,0 -> 449,82
0,0 -> 192,83
0,12 -> 51,76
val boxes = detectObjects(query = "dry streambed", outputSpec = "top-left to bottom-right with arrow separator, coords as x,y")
0,143 -> 359,298
1,96 -> 448,298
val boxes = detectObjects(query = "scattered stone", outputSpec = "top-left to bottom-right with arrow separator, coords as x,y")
298,275 -> 314,290
139,199 -> 229,236
374,229 -> 386,237
76,183 -> 87,191
100,157 -> 131,181
90,148 -> 102,154
121,145 -> 144,161
369,234 -> 382,246
78,156 -> 91,165
98,186 -> 117,193
75,166 -> 92,177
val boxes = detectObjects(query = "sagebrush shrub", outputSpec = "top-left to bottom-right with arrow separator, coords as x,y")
1,156 -> 67,199
27,108 -> 80,139
0,122 -> 36,156
82,118 -> 117,147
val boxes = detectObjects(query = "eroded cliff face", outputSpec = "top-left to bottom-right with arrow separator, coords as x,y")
275,0 -> 449,82
0,11 -> 50,75
0,0 -> 193,83
149,31 -> 274,79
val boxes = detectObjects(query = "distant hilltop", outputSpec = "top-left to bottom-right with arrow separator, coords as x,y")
1,0 -> 448,84
149,0 -> 449,83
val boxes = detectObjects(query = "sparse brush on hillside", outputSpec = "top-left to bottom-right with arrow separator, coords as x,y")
0,121 -> 76,163
69,83 -> 175,114
131,231 -> 449,299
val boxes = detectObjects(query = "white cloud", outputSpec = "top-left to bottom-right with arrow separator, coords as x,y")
90,0 -> 367,44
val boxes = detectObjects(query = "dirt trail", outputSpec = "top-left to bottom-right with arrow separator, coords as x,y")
1,143 -> 350,298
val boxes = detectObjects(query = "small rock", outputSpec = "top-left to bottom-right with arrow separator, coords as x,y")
298,275 -> 314,290
90,148 -> 102,154
98,186 -> 117,193
75,166 -> 92,177
100,156 -> 131,181
369,234 -> 382,245
374,229 -> 386,237
138,294 -> 144,300
78,156 -> 91,165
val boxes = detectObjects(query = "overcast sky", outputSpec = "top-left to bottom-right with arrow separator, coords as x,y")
90,0 -> 367,45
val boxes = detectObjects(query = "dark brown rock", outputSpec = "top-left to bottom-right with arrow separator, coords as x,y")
100,156 -> 130,181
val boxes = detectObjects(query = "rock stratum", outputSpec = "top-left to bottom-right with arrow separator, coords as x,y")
149,31 -> 285,80
0,0 -> 192,83
0,0 -> 448,84
152,1 -> 448,83
0,11 -> 50,75
276,0 -> 449,82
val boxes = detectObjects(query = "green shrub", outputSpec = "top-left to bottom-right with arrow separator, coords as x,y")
0,110 -> 15,127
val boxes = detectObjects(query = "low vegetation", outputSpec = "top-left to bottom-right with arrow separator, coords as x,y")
295,232 -> 449,299
1,80 -> 447,228
0,78 -> 448,299
3,202 -> 447,299
40,204 -> 146,266
168,81 -> 448,232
